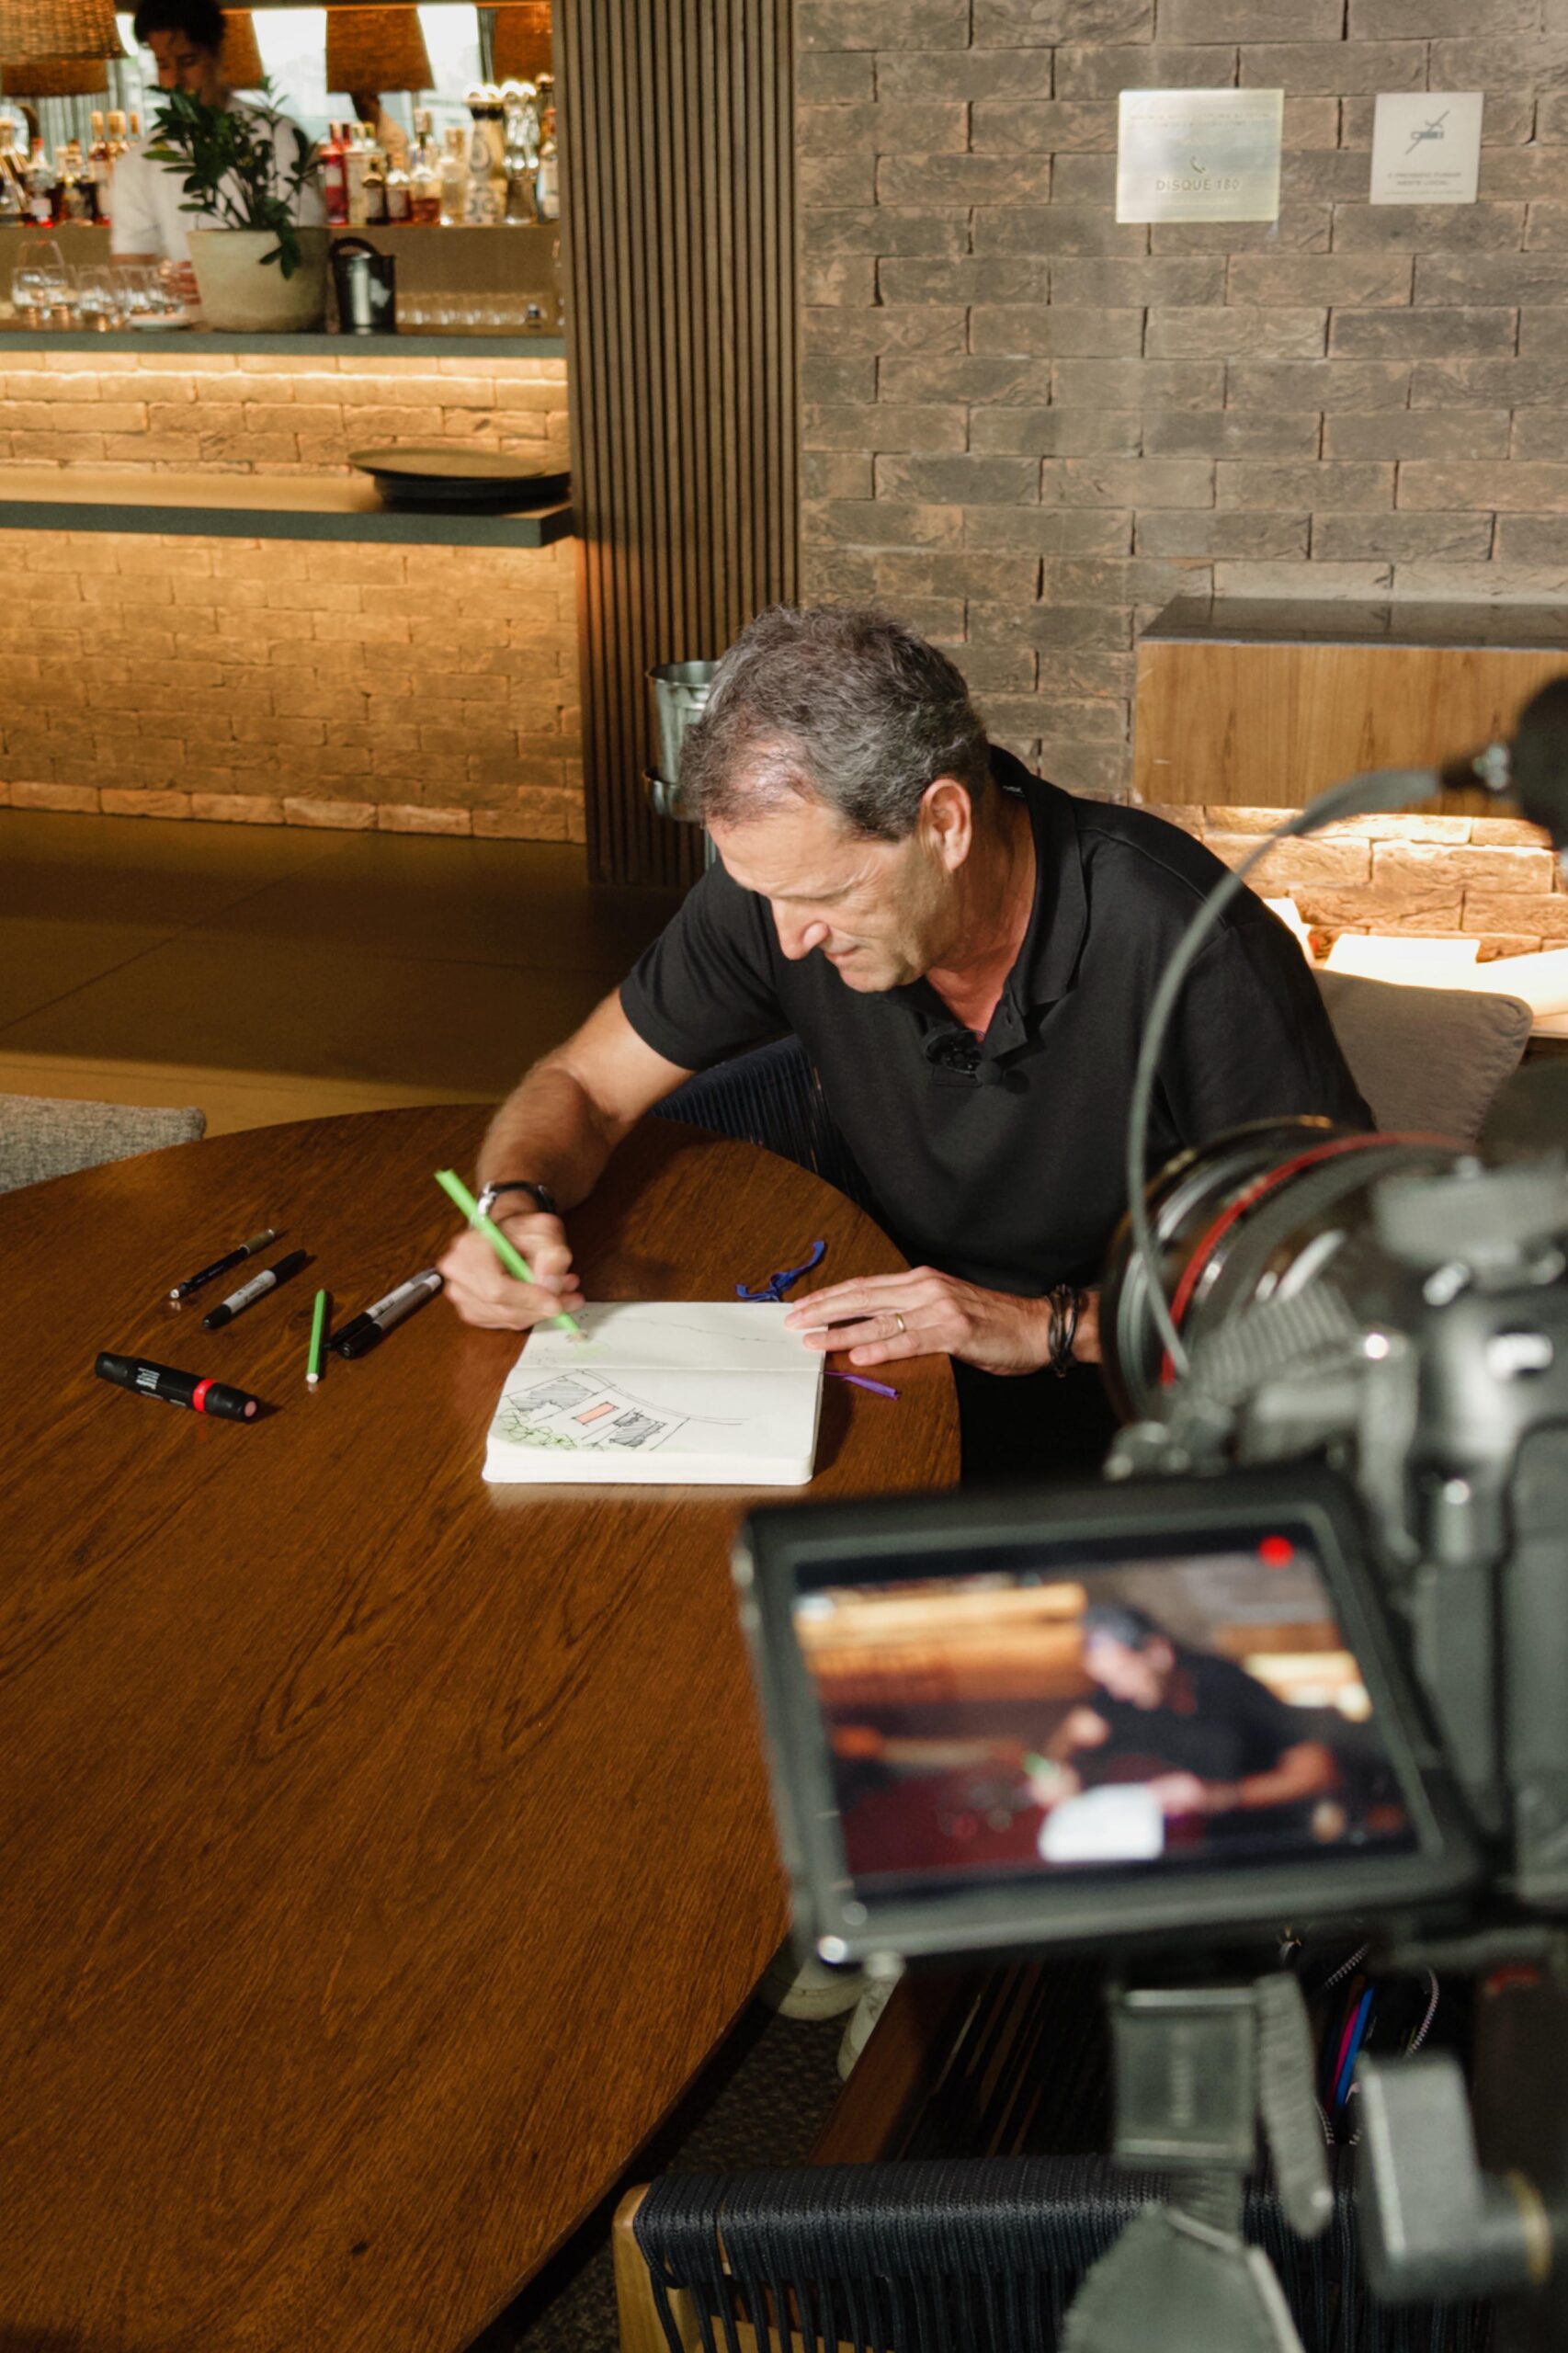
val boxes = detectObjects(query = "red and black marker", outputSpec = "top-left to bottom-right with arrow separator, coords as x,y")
95,1352 -> 259,1423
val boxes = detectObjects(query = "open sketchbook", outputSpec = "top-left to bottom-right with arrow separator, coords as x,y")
483,1302 -> 824,1486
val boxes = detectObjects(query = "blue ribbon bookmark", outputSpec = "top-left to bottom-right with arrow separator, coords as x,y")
735,1238 -> 827,1303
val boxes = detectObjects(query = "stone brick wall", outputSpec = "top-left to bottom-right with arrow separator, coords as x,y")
797,0 -> 1568,949
0,347 -> 580,837
1,347 -> 569,472
0,529 -> 580,837
1146,801 -> 1562,951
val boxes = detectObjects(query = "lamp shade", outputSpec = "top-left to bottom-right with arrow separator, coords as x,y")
0,0 -> 120,63
1,49 -> 107,90
324,6 -> 431,96
491,4 -> 551,83
221,8 -> 264,88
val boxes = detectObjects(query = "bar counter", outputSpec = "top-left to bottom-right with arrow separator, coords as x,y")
0,330 -> 566,357
0,461 -> 572,545
0,335 -> 582,840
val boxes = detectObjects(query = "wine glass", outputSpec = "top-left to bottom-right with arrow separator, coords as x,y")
76,263 -> 121,329
11,235 -> 62,327
37,260 -> 75,327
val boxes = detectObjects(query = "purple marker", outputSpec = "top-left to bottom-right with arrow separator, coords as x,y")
828,1370 -> 900,1400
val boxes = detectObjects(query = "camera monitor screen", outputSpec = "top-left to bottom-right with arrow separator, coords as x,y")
738,1472 -> 1479,1961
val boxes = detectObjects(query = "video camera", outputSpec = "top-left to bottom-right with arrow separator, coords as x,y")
732,681 -> 1568,2347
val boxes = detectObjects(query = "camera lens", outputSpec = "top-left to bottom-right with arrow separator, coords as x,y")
1100,1118 -> 1461,1421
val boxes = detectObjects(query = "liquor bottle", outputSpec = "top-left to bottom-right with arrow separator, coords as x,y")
321,120 -> 348,225
533,129 -> 559,222
128,110 -> 141,141
55,144 -> 96,224
465,83 -> 506,173
25,138 -> 55,224
438,125 -> 468,225
408,108 -> 441,223
86,110 -> 110,210
461,85 -> 506,224
344,123 -> 369,229
106,108 -> 128,160
436,127 -> 463,223
363,140 -> 388,226
384,146 -> 412,224
464,119 -> 501,224
501,82 -> 539,224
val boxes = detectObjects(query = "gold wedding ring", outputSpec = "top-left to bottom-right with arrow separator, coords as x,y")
892,1313 -> 906,1336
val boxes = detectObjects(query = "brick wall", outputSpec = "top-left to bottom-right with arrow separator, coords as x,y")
797,0 -> 1568,951
0,529 -> 580,837
0,347 -> 569,472
0,347 -> 580,837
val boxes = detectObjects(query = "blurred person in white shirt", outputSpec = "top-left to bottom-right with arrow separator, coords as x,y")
112,0 -> 324,305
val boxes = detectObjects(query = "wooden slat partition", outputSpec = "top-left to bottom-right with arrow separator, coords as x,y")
556,0 -> 798,885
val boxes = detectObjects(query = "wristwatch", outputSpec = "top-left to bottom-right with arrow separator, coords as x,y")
474,1178 -> 560,1222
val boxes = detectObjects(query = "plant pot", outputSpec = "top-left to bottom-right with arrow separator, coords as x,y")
186,226 -> 329,332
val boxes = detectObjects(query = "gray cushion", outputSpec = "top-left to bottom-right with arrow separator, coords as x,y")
0,1095 -> 206,1194
1314,971 -> 1532,1146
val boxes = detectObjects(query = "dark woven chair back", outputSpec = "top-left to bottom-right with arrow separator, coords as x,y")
654,1039 -> 880,1220
631,2153 -> 1491,2353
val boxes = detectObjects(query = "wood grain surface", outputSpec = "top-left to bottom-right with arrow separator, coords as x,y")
0,1107 -> 958,2353
1134,634 -> 1568,809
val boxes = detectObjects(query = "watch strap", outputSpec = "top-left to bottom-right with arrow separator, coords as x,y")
475,1178 -> 560,1221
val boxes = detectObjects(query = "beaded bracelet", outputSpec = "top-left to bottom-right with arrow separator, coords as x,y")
1046,1283 -> 1083,1377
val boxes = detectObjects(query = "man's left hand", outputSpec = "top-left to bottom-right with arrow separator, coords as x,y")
785,1268 -> 1100,1378
1148,1771 -> 1217,1818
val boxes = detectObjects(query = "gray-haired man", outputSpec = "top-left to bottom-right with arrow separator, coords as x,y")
438,606 -> 1369,1479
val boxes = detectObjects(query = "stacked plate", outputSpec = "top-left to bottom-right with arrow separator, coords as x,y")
349,448 -> 570,513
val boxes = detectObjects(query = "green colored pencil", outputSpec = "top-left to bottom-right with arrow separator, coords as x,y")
306,1288 -> 329,1386
434,1167 -> 584,1337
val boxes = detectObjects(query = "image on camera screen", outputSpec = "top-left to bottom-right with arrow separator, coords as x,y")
795,1535 -> 1418,1897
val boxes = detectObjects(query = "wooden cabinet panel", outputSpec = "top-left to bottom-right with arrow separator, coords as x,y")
1135,600 -> 1568,809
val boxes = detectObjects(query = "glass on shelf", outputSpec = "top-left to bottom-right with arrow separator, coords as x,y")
74,262 -> 122,330
11,237 -> 64,328
108,262 -> 178,324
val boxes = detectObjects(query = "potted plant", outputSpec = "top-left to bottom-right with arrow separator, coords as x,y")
146,86 -> 327,333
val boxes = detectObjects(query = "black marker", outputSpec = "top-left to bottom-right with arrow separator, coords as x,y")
96,1352 -> 259,1421
203,1247 -> 309,1331
331,1268 -> 444,1358
168,1226 -> 278,1303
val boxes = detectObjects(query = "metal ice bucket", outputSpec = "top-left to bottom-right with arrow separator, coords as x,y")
647,659 -> 718,796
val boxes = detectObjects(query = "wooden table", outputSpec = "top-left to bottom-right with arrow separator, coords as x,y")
0,1107 -> 958,2353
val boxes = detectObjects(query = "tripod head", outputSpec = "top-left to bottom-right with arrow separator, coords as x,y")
1065,1971 -> 1329,2353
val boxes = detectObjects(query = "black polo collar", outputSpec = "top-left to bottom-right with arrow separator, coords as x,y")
993,747 -> 1089,1019
904,753 -> 1088,1082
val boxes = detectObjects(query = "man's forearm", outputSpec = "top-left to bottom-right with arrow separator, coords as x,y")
1208,1741 -> 1341,1815
475,1057 -> 631,1211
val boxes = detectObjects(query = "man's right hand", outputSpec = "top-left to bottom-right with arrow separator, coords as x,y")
437,1211 -> 585,1331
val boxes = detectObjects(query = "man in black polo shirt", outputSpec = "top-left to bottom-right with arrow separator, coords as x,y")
437,606 -> 1369,1478
1029,1603 -> 1343,1845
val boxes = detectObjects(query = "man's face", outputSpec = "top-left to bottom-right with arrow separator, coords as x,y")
1084,1634 -> 1173,1709
708,791 -> 960,995
146,28 -> 225,100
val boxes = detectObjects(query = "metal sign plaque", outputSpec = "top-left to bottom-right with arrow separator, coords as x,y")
1369,91 -> 1483,206
1116,88 -> 1283,224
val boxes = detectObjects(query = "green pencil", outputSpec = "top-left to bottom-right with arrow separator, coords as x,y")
434,1167 -> 584,1337
306,1288 -> 329,1387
